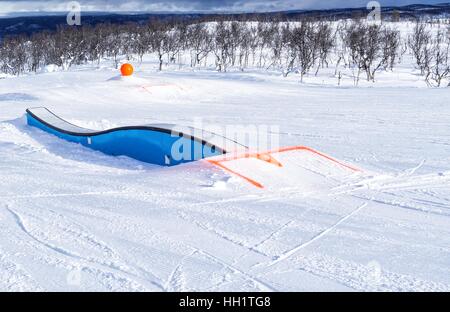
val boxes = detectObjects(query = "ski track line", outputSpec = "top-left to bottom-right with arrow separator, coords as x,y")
175,189 -> 352,270
6,206 -> 83,260
164,250 -> 196,292
189,246 -> 278,292
39,206 -> 167,291
351,194 -> 450,217
251,221 -> 294,252
173,210 -> 278,288
240,220 -> 295,262
198,250 -> 278,292
5,206 -> 165,291
278,253 -> 450,292
399,160 -> 426,177
6,189 -> 243,291
422,189 -> 450,203
368,173 -> 450,192
331,170 -> 450,194
176,211 -> 252,252
264,202 -> 368,268
178,196 -> 317,265
188,186 -> 322,208
385,191 -> 450,210
149,219 -> 277,292
0,247 -> 44,292
0,191 -> 131,200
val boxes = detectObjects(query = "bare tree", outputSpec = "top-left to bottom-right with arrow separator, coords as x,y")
229,22 -> 244,67
29,32 -> 47,72
213,21 -> 231,72
104,24 -> 124,69
189,23 -> 214,68
408,22 -> 432,74
425,30 -> 450,87
381,28 -> 401,71
286,22 -> 316,82
147,21 -> 169,71
334,21 -> 350,76
314,21 -> 335,75
345,22 -> 387,84
132,25 -> 148,64
0,36 -> 28,75
266,22 -> 289,70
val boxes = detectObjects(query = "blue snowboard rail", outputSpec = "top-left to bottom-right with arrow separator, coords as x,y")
26,107 -> 241,166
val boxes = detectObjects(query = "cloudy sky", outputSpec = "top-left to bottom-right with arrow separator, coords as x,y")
0,0 -> 445,15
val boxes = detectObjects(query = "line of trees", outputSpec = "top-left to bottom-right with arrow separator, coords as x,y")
408,22 -> 450,87
1,18 -> 449,86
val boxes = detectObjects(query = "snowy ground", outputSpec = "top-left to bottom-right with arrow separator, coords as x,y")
0,58 -> 450,292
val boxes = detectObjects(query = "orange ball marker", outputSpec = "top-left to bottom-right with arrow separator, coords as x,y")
120,63 -> 134,76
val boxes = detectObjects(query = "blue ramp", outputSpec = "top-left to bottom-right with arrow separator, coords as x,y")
26,107 -> 243,166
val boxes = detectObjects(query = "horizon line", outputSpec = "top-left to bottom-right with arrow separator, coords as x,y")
1,2 -> 449,18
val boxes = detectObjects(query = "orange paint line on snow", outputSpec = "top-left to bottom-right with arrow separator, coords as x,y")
207,160 -> 264,189
206,145 -> 362,189
213,146 -> 361,172
255,153 -> 283,167
277,146 -> 362,172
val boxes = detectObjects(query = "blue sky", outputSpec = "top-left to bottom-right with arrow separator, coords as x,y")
0,0 -> 446,15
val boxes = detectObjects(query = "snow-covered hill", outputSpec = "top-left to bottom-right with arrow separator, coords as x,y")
0,58 -> 449,291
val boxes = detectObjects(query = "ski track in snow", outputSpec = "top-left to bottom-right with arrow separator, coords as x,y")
3,204 -> 165,291
1,57 -> 450,291
275,252 -> 450,292
0,246 -> 44,292
264,203 -> 369,268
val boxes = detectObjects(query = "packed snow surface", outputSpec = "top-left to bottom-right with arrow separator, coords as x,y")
0,60 -> 450,292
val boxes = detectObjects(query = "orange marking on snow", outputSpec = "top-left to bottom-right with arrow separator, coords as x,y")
212,146 -> 361,172
206,146 -> 362,189
207,160 -> 264,189
255,153 -> 283,167
275,146 -> 362,172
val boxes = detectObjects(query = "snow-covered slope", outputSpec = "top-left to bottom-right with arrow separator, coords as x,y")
0,60 -> 450,291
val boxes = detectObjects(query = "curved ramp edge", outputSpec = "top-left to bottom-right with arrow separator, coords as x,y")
26,107 -> 244,166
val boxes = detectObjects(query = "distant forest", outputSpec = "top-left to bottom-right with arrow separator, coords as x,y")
1,4 -> 450,86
